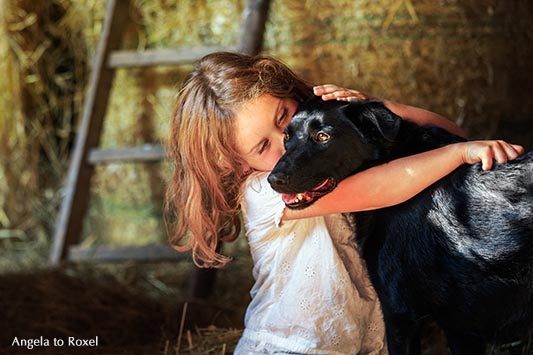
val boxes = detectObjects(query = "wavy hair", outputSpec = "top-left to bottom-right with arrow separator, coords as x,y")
165,52 -> 312,268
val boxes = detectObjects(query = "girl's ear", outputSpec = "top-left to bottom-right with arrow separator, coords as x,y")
341,100 -> 401,142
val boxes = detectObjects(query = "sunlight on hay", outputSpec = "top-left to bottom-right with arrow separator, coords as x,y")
132,0 -> 244,48
0,0 -> 89,244
266,0 -> 533,141
0,1 -> 29,225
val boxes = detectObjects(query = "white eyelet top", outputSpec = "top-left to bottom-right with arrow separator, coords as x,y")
234,172 -> 387,355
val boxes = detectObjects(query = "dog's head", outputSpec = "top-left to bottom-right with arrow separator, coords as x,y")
268,96 -> 402,209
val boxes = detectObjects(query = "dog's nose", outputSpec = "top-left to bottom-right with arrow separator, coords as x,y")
267,172 -> 290,188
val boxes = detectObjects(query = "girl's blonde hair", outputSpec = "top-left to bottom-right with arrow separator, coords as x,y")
166,52 -> 312,268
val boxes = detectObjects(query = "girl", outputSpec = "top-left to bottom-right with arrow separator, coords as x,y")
165,52 -> 523,354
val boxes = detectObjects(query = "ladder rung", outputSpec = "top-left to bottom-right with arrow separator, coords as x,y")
88,144 -> 165,164
68,243 -> 187,262
107,45 -> 239,68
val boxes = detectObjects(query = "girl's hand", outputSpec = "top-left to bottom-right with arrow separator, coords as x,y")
461,140 -> 524,171
313,84 -> 370,102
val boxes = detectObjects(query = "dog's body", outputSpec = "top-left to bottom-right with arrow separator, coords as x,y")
268,97 -> 533,355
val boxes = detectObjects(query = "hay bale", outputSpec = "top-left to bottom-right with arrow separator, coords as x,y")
265,0 -> 533,148
0,0 -> 89,241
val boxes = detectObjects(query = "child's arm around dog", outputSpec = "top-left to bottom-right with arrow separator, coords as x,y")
283,139 -> 523,221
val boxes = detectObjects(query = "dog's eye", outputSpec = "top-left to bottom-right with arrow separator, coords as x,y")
284,130 -> 290,141
315,131 -> 330,142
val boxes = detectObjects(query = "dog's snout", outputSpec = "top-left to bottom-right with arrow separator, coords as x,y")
267,172 -> 290,188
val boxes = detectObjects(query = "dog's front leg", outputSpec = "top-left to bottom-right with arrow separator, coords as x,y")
444,329 -> 486,355
381,309 -> 422,355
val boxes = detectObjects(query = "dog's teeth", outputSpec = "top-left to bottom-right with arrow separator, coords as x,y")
297,193 -> 303,201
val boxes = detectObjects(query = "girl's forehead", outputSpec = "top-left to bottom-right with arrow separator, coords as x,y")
249,93 -> 281,106
246,93 -> 297,111
235,94 -> 281,118
235,94 -> 277,123
233,96 -> 276,144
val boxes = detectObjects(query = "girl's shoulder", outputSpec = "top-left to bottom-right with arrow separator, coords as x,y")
244,171 -> 273,194
243,171 -> 283,207
242,172 -> 286,228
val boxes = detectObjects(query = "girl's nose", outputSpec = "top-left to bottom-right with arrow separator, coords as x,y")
275,131 -> 286,152
267,133 -> 285,163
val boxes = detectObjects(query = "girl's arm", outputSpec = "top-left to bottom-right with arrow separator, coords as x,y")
282,140 -> 524,221
382,100 -> 467,138
313,84 -> 467,138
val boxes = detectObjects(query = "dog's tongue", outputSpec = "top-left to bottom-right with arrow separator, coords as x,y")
282,192 -> 312,206
281,180 -> 331,206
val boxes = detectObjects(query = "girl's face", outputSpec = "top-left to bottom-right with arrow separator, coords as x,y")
234,94 -> 298,172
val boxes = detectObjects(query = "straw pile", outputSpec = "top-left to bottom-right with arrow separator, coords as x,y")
0,0 -> 89,246
265,0 -> 533,146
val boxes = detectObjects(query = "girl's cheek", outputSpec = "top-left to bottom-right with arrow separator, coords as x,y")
265,157 -> 277,171
270,153 -> 285,170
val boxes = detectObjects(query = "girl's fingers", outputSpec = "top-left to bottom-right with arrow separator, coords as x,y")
314,85 -> 368,101
502,143 -> 520,161
313,84 -> 341,95
466,140 -> 525,171
492,142 -> 507,166
323,91 -> 361,101
485,141 -> 524,170
481,149 -> 493,171
511,144 -> 525,158
494,141 -> 524,164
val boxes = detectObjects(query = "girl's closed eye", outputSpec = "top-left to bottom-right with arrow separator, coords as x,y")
277,108 -> 288,127
258,139 -> 270,154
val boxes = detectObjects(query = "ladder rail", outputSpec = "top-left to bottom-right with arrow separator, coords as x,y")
50,0 -> 131,264
107,45 -> 239,68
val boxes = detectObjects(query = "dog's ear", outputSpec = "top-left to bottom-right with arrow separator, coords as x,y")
340,100 -> 401,142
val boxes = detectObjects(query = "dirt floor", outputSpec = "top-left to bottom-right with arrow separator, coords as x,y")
0,240 -> 253,355
1,241 -> 531,355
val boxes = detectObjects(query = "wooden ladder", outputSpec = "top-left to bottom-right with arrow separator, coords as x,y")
49,0 -> 270,294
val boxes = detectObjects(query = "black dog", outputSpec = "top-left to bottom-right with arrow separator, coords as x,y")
268,96 -> 533,355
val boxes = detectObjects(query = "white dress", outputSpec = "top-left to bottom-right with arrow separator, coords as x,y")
234,172 -> 387,355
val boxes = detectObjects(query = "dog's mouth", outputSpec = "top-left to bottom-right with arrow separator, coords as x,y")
281,177 -> 337,209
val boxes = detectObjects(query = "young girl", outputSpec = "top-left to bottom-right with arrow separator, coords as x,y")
165,52 -> 523,354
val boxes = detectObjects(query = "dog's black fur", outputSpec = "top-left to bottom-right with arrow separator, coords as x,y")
268,96 -> 533,355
